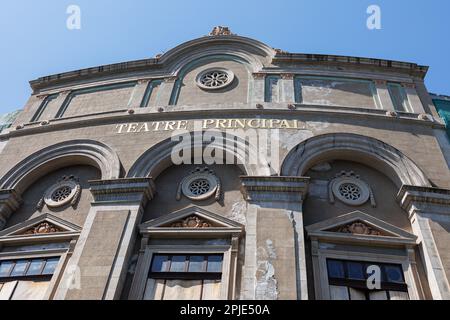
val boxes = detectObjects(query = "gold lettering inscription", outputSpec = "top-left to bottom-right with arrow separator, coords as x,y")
116,119 -> 303,133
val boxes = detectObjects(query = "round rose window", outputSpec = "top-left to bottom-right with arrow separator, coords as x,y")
196,68 -> 234,90
338,183 -> 362,201
188,179 -> 211,196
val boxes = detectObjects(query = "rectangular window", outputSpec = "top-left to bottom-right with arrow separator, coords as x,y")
0,257 -> 60,300
0,257 -> 60,279
146,254 -> 223,300
387,83 -> 411,112
326,259 -> 408,300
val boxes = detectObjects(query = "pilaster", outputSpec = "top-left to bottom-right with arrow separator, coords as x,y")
251,73 -> 265,104
240,176 -> 309,300
398,185 -> 450,300
402,83 -> 426,114
55,178 -> 155,300
373,80 -> 395,111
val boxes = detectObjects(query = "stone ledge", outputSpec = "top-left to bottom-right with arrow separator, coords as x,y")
397,185 -> 450,212
89,178 -> 155,205
240,176 -> 309,203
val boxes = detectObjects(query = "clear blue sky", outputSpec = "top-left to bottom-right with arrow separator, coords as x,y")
1,0 -> 449,113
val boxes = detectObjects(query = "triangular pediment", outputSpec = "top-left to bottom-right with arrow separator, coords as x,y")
0,213 -> 82,238
140,206 -> 244,234
305,211 -> 417,244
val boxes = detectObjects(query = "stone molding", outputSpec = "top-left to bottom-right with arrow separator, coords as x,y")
0,190 -> 22,230
281,133 -> 431,188
89,177 -> 155,205
0,140 -> 121,193
397,185 -> 450,214
240,176 -> 309,203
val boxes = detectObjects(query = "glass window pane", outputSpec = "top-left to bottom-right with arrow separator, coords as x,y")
151,255 -> 170,272
169,256 -> 186,272
188,256 -> 205,272
42,258 -> 60,275
10,260 -> 28,277
327,260 -> 345,279
347,261 -> 365,280
0,261 -> 15,277
384,265 -> 404,284
206,255 -> 223,273
26,259 -> 46,276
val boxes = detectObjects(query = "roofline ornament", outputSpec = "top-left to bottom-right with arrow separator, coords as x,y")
209,26 -> 235,36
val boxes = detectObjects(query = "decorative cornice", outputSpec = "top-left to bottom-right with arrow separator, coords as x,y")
397,185 -> 450,213
240,176 -> 310,203
89,177 -> 155,205
0,190 -> 22,230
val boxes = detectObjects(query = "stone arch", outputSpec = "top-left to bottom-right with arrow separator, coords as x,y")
160,35 -> 274,74
0,139 -> 121,193
281,133 -> 430,188
127,131 -> 273,179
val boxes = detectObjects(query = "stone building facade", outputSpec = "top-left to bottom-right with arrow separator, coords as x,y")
0,27 -> 449,300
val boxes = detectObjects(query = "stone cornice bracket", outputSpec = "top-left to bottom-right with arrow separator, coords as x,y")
281,73 -> 294,80
397,185 -> 450,218
252,73 -> 266,80
89,178 -> 156,206
0,189 -> 22,230
240,176 -> 310,204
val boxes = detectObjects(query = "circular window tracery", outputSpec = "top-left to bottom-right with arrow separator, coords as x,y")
39,176 -> 81,210
329,171 -> 374,207
188,179 -> 211,196
196,68 -> 234,90
51,186 -> 73,202
338,183 -> 362,202
177,167 -> 221,201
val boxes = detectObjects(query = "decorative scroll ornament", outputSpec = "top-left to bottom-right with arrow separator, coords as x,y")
209,26 -> 234,36
330,221 -> 383,236
170,215 -> 212,228
37,175 -> 81,210
176,167 -> 221,202
328,171 -> 376,207
23,222 -> 64,235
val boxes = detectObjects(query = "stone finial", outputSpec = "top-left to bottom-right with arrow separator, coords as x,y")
209,26 -> 234,36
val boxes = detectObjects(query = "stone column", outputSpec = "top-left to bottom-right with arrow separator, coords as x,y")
240,176 -> 310,300
54,178 -> 155,300
251,73 -> 265,104
398,185 -> 450,300
373,80 -> 395,111
280,74 -> 295,103
402,83 -> 426,114
0,190 -> 21,230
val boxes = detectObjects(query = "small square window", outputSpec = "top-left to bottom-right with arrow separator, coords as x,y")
10,260 -> 28,277
346,262 -> 365,280
42,258 -> 60,275
0,261 -> 15,278
151,255 -> 170,272
206,255 -> 223,273
169,256 -> 187,272
26,259 -> 46,276
384,265 -> 404,284
327,260 -> 345,279
188,256 -> 205,273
